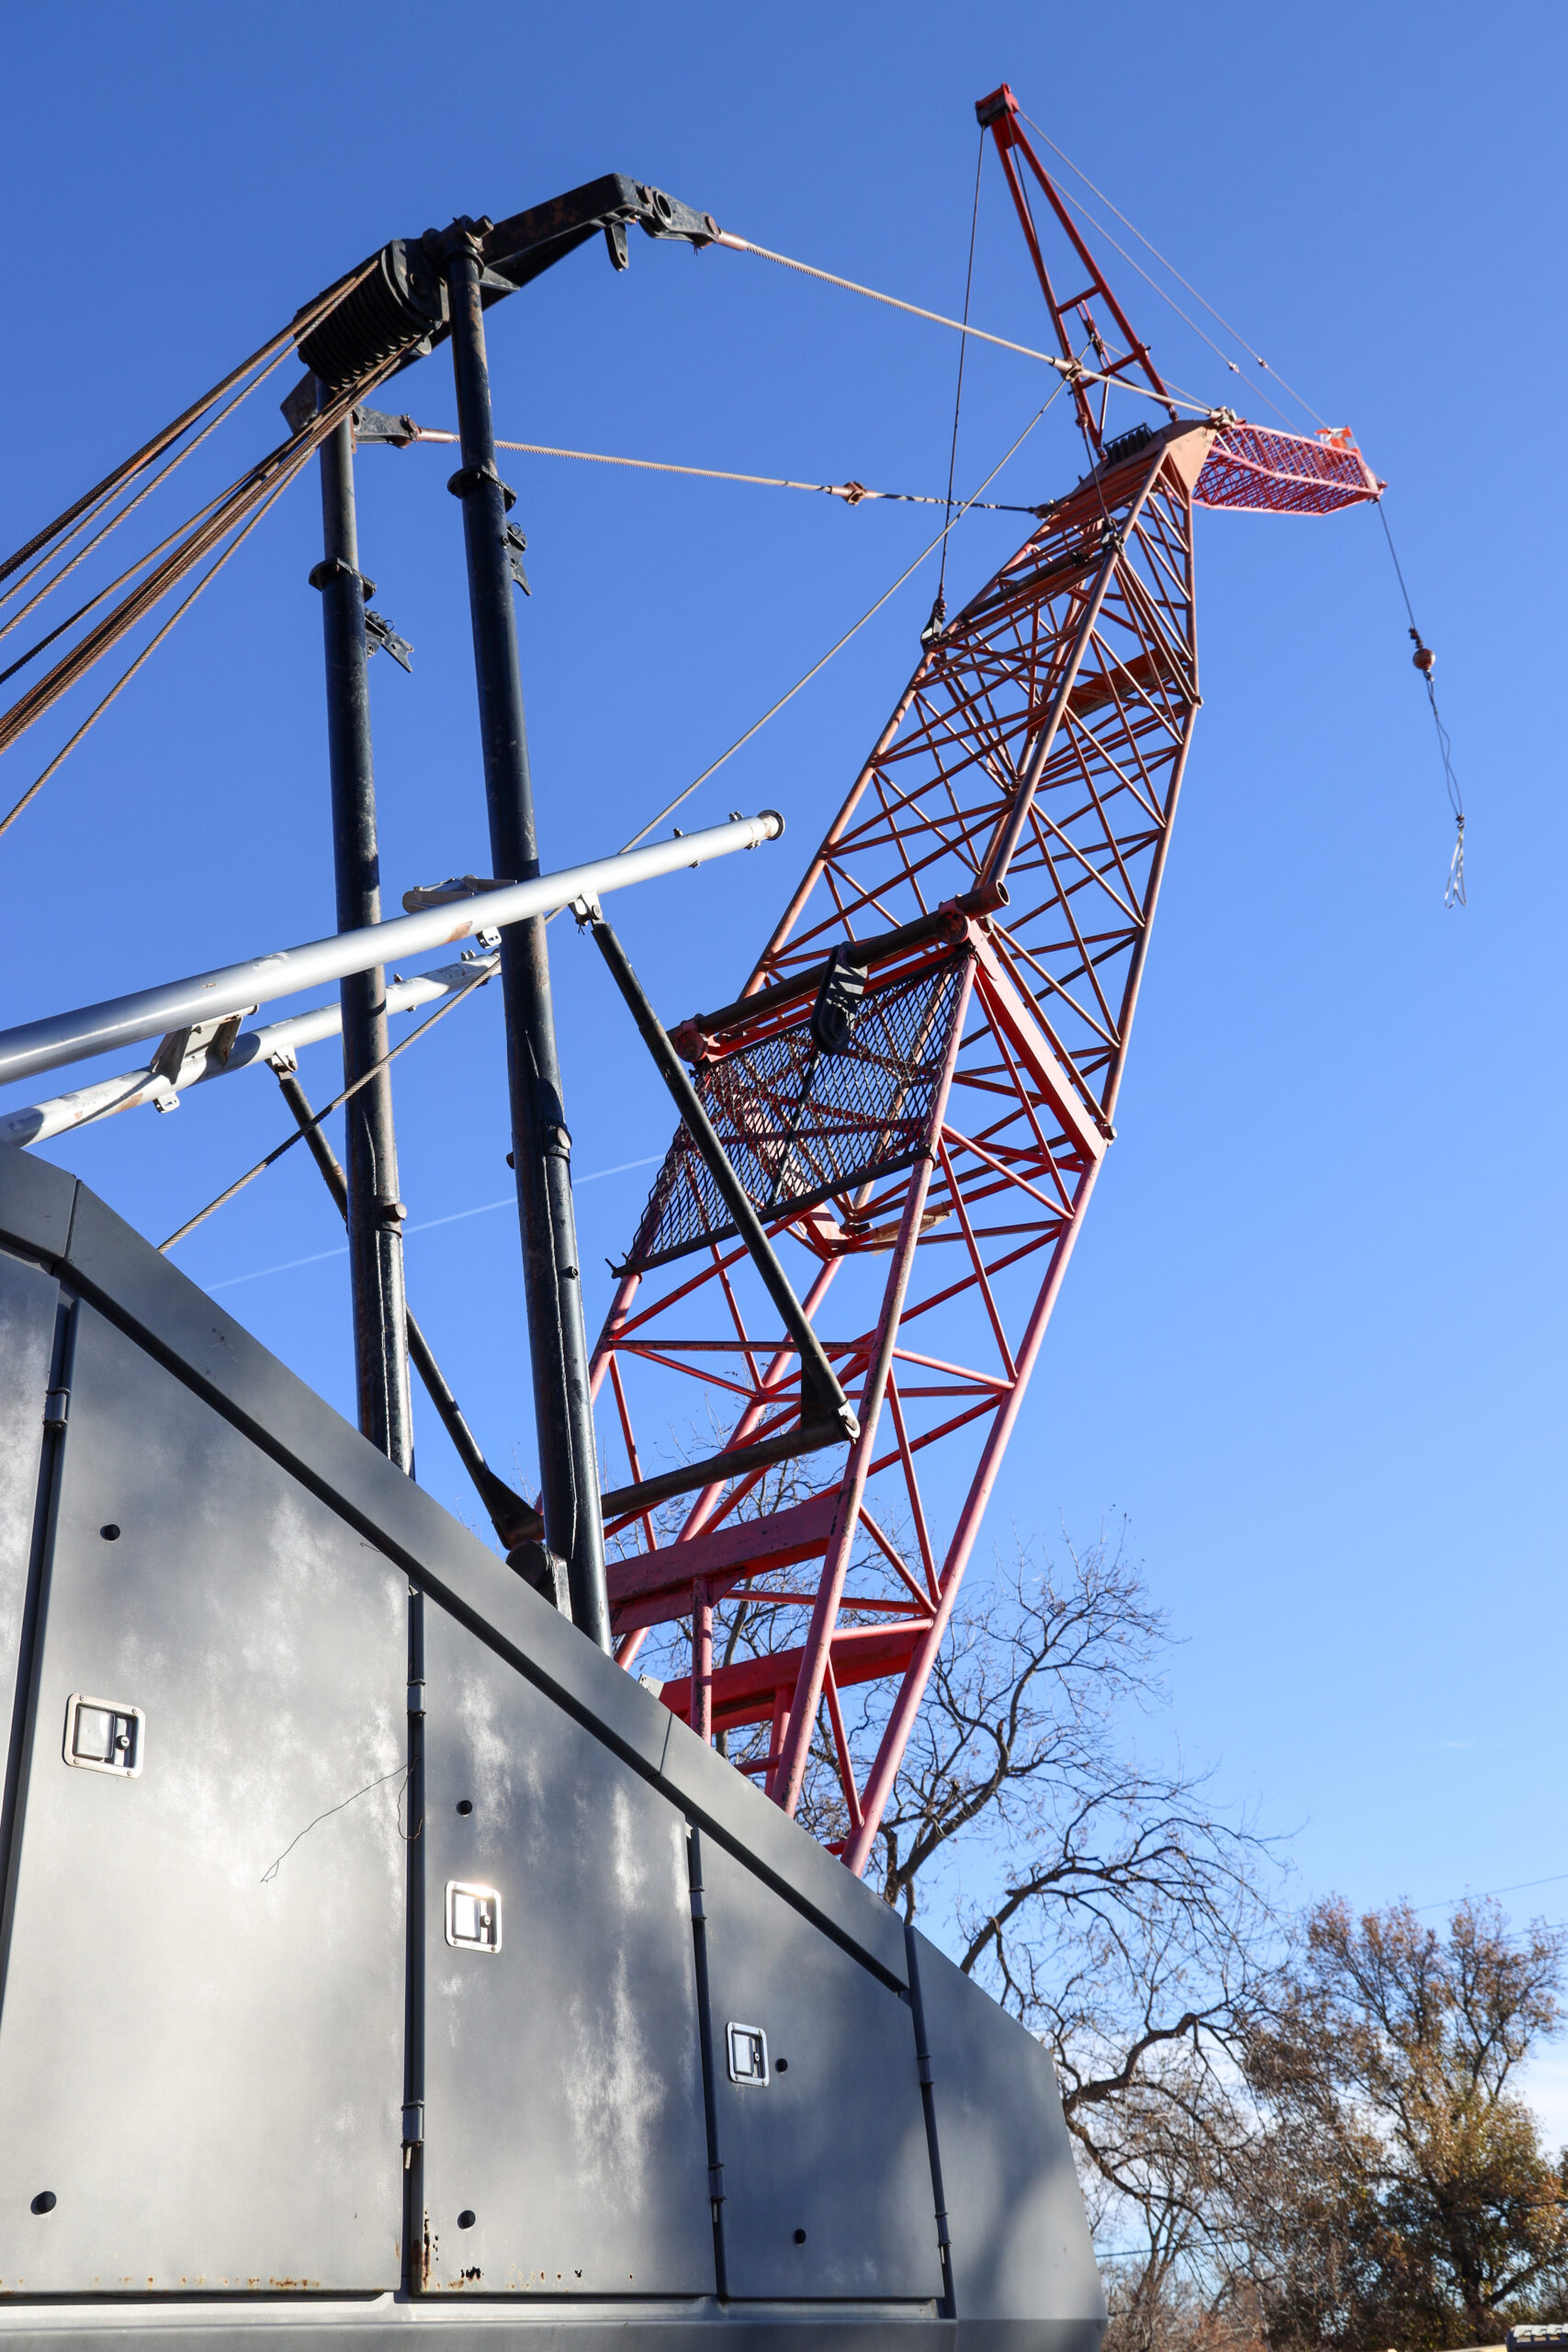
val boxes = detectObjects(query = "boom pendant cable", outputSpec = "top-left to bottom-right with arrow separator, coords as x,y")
713,229 -> 1213,414
611,375 -> 1071,860
0,344 -> 294,663
0,261 -> 374,603
929,126 -> 987,640
1376,500 -> 1466,907
387,424 -> 1039,513
0,467 -> 300,843
1018,108 -> 1329,432
0,348 -> 411,775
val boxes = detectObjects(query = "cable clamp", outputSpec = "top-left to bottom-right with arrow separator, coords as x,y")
308,557 -> 371,594
446,461 -> 517,512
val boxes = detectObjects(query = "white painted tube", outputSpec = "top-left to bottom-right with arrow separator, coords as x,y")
0,955 -> 494,1149
0,811 -> 783,1093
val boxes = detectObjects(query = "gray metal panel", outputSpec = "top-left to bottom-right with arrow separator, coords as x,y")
422,1601 -> 714,2296
699,1838 -> 942,2304
0,1146 -> 76,1267
659,1717 -> 908,1992
908,1932 -> 1103,2338
0,1162 -> 906,1990
0,1303 -> 406,2292
0,1248 -> 56,1794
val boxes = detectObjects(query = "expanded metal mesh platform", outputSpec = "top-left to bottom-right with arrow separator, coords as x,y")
622,954 -> 969,1272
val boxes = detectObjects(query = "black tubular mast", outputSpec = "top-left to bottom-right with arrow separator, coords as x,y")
439,226 -> 609,1649
292,175 -> 718,1646
310,412 -> 413,1472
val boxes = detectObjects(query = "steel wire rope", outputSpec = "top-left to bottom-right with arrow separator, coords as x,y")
605,373 -> 1074,864
712,231 -> 1214,415
387,424 -> 1040,512
158,963 -> 497,1253
0,473 -> 258,693
937,128 -> 987,612
1017,110 -> 1330,432
0,261 -> 375,603
1374,499 -> 1466,906
0,463 -> 305,842
0,355 -> 409,768
0,343 -> 296,666
1018,168 -> 1297,433
0,356 -> 411,839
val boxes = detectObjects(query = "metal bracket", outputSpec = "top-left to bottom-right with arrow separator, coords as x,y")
400,874 -> 515,913
503,524 -> 531,595
364,610 -> 414,672
506,1539 -> 570,1613
354,407 -> 419,447
308,555 -> 363,593
446,462 -> 516,512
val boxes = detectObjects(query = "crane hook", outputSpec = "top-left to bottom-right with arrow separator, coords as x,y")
1409,626 -> 1436,677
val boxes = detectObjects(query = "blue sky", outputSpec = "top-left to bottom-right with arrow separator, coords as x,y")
2,0 -> 1563,2041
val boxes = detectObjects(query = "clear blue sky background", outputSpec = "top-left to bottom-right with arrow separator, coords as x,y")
2,0 -> 1563,2048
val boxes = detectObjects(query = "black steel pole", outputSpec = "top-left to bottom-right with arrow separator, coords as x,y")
312,408 -> 413,1473
588,912 -> 857,1440
439,232 -> 609,1651
272,1064 -> 541,1551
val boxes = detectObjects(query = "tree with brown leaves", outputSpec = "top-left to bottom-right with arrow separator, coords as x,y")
1241,1897 -> 1568,2352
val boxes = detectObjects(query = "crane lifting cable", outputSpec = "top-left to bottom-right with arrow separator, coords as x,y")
1376,500 -> 1466,906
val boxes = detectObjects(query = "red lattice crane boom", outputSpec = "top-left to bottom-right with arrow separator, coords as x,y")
590,85 -> 1378,1874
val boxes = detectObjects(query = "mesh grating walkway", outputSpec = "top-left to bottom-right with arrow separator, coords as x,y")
622,955 -> 969,1272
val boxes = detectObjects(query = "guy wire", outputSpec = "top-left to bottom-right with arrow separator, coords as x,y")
938,128 -> 987,607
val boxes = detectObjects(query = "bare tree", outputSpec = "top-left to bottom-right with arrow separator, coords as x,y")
629,1499 -> 1283,2312
796,1528 -> 1284,2308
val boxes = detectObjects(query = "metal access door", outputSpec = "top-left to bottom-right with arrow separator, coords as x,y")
0,1296 -> 407,2292
697,1834 -> 943,2303
419,1602 -> 715,2294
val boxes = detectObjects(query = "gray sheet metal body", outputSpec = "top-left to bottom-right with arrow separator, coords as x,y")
0,1146 -> 1105,2352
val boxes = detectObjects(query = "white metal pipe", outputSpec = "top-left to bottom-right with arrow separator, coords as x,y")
0,811 -> 784,1094
0,955 -> 496,1149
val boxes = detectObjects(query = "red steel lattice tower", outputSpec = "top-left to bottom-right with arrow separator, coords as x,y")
589,85 -> 1377,1872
